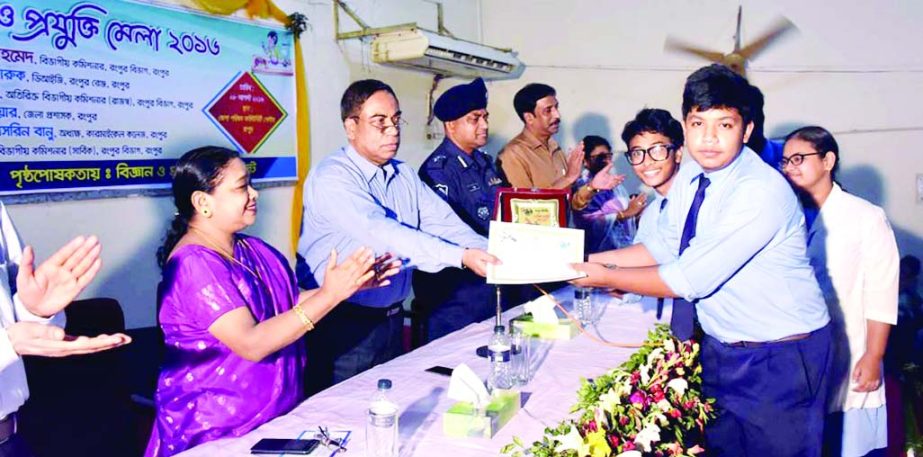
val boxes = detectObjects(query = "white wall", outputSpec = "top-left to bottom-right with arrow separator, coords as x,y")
478,0 -> 923,260
4,0 -> 482,328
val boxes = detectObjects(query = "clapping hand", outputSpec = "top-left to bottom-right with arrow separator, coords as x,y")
589,163 -> 626,191
361,252 -> 402,290
6,321 -> 130,357
320,248 -> 376,303
564,142 -> 585,181
621,194 -> 648,219
17,236 -> 102,318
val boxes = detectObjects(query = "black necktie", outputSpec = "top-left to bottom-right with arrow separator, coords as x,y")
670,175 -> 711,340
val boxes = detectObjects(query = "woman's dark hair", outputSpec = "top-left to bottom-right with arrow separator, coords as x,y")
157,146 -> 240,269
581,135 -> 611,162
620,108 -> 684,149
513,83 -> 556,122
784,125 -> 840,179
682,64 -> 753,124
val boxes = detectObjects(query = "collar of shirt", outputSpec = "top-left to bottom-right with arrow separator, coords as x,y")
696,145 -> 748,188
808,182 -> 844,242
518,128 -> 559,154
437,138 -> 484,171
345,144 -> 398,184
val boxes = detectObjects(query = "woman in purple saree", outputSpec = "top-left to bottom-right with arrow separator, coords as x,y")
145,147 -> 396,456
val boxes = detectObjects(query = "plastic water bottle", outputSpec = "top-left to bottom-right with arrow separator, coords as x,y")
574,286 -> 593,326
367,379 -> 398,457
487,325 -> 513,392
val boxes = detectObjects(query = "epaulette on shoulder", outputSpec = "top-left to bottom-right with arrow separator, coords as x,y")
424,154 -> 449,170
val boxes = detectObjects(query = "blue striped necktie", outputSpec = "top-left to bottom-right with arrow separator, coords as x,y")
670,174 -> 711,340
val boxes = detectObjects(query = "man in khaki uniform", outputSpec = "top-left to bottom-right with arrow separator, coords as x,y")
497,83 -> 619,211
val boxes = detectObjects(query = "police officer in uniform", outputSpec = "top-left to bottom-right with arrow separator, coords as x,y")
414,78 -> 504,343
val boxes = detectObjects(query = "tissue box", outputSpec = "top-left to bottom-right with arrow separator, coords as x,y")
510,313 -> 579,340
443,390 -> 520,438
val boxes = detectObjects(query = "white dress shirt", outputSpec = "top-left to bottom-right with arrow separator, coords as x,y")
0,201 -> 65,420
806,183 -> 898,411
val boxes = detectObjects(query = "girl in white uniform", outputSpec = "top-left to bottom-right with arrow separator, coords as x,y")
781,126 -> 899,457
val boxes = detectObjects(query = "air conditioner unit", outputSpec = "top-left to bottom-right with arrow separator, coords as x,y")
371,28 -> 523,79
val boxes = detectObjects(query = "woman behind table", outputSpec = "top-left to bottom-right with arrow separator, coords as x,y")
571,135 -> 645,253
145,147 -> 395,457
781,126 -> 898,457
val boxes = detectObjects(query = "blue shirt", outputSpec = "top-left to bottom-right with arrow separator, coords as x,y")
633,193 -> 668,246
644,147 -> 830,343
298,145 -> 487,307
419,138 -> 504,236
757,138 -> 784,170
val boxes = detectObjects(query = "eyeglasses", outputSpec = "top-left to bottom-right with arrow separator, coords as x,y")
349,114 -> 406,133
625,144 -> 675,165
779,152 -> 822,168
589,152 -> 613,161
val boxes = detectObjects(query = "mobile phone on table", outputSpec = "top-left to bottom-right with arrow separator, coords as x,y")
425,365 -> 454,376
250,438 -> 320,455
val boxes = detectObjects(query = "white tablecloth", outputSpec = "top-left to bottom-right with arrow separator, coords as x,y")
177,288 -> 669,457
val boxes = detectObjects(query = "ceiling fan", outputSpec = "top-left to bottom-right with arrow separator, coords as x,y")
664,6 -> 796,78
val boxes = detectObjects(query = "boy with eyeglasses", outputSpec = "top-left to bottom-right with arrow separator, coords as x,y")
571,65 -> 832,456
620,109 -> 684,246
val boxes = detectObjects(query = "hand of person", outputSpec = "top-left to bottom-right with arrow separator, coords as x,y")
588,163 -> 625,192
461,248 -> 501,277
621,193 -> 649,219
564,142 -> 585,180
359,252 -> 402,290
5,321 -> 131,357
570,262 -> 614,288
852,352 -> 884,392
606,289 -> 626,299
319,247 -> 376,303
16,236 -> 103,318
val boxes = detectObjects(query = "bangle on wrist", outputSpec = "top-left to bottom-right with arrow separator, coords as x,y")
292,304 -> 315,331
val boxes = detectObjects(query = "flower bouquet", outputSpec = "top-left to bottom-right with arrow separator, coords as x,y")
501,324 -> 716,457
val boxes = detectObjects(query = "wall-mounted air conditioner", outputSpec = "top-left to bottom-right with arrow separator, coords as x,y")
370,28 -> 523,80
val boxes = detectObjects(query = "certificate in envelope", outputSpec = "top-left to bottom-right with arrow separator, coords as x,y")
486,221 -> 587,284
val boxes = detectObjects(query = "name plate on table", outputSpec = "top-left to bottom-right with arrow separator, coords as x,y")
510,313 -> 579,340
443,390 -> 520,438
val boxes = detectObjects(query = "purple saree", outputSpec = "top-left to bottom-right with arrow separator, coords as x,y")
145,235 -> 305,457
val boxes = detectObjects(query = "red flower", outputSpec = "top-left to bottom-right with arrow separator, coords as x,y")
608,434 -> 620,447
631,371 -> 641,384
669,408 -> 682,419
619,416 -> 630,426
585,420 -> 598,433
623,441 -> 636,451
652,389 -> 666,402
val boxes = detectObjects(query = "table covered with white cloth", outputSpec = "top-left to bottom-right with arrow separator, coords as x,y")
176,288 -> 669,456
